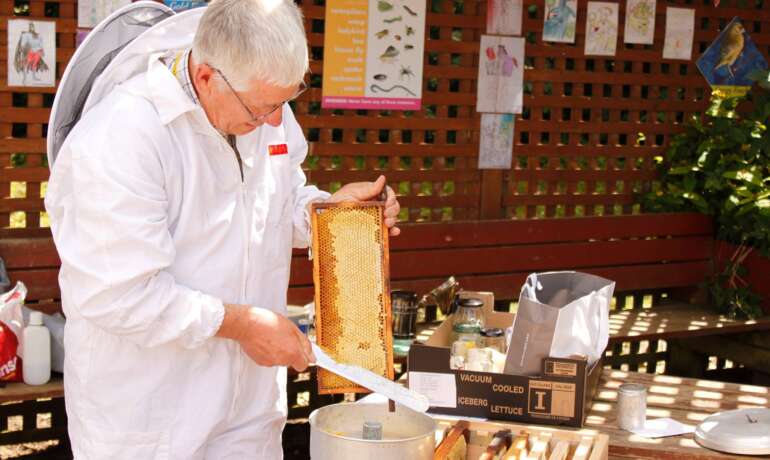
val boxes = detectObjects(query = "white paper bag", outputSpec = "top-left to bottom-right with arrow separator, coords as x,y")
504,271 -> 614,375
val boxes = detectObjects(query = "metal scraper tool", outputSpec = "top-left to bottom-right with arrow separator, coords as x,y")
311,343 -> 430,413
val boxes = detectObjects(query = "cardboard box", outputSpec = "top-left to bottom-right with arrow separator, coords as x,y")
408,292 -> 603,428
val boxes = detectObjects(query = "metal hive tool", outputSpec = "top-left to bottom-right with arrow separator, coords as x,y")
310,201 -> 394,394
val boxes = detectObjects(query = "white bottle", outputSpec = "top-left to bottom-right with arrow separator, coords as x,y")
23,311 -> 51,385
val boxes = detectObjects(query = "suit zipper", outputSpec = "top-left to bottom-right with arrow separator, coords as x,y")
224,134 -> 249,417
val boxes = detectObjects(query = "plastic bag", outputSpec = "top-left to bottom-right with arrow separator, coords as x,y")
0,281 -> 27,382
504,271 -> 614,376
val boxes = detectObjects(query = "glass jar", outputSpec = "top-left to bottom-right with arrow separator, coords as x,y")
449,323 -> 482,370
480,327 -> 506,353
618,383 -> 647,431
452,299 -> 484,334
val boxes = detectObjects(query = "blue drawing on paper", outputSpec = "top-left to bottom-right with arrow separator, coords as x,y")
543,0 -> 577,43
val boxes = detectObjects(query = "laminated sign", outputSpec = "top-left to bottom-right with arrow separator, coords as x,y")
321,0 -> 427,110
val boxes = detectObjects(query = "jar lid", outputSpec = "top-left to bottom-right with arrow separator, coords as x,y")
618,383 -> 646,395
457,298 -> 484,308
480,327 -> 504,337
391,290 -> 418,300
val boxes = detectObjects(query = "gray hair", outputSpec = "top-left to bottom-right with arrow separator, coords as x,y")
192,0 -> 309,91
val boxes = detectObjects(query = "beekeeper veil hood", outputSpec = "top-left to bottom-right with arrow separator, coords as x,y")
46,1 -> 196,167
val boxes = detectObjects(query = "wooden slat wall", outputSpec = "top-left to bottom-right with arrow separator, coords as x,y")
287,212 -> 714,304
2,0 -> 768,235
0,212 -> 713,306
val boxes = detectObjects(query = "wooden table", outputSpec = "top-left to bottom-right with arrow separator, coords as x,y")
0,377 -> 63,403
582,369 -> 770,459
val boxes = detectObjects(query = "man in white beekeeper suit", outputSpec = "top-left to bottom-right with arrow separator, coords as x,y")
43,0 -> 401,458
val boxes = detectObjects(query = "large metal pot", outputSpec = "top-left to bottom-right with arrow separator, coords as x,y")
309,402 -> 436,459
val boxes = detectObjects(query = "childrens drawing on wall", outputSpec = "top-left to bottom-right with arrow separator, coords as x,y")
697,17 -> 768,93
663,7 -> 695,60
78,0 -> 131,28
584,2 -> 618,56
7,19 -> 56,87
479,114 -> 515,169
486,0 -> 523,36
477,35 -> 524,114
543,0 -> 577,43
624,0 -> 656,44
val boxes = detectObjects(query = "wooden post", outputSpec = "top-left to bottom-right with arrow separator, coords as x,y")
480,170 -> 504,219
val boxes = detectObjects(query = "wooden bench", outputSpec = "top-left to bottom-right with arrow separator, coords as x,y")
588,369 -> 770,459
3,212 -> 770,457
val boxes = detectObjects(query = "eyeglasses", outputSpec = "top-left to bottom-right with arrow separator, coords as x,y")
213,67 -> 308,123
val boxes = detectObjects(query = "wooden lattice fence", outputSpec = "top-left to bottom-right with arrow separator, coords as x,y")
2,0 -> 770,235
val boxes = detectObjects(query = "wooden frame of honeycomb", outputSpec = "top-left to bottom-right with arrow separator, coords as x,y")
310,201 -> 395,394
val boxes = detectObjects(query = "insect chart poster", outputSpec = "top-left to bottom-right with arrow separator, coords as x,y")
322,0 -> 427,110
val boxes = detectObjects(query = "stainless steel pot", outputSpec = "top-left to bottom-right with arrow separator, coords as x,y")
309,402 -> 436,460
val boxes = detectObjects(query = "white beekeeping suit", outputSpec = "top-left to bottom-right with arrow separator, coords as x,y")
44,6 -> 328,459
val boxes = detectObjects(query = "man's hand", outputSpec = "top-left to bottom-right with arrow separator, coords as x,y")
326,175 -> 401,236
216,304 -> 314,371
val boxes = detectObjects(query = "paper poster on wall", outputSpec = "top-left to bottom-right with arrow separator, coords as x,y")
76,29 -> 90,48
78,0 -> 131,28
584,2 -> 618,56
477,35 -> 524,114
696,17 -> 768,97
486,0 -> 523,36
163,0 -> 208,12
543,0 -> 578,43
663,7 -> 695,60
479,114 -> 515,169
7,20 -> 56,87
322,0 -> 427,110
624,0 -> 656,44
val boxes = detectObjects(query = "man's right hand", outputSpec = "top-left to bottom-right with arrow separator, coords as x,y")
216,304 -> 314,371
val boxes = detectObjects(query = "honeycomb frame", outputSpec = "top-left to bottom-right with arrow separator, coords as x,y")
311,201 -> 395,394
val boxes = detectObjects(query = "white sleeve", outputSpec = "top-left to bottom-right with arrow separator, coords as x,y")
284,105 -> 330,248
47,116 -> 224,349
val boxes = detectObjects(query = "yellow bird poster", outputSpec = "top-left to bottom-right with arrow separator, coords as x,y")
696,17 -> 768,97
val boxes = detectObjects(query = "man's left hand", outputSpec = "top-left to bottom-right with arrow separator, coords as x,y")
326,175 -> 401,236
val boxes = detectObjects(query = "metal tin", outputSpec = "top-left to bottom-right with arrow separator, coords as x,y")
617,383 -> 646,431
391,290 -> 419,339
695,408 -> 770,455
310,402 -> 435,460
362,421 -> 383,440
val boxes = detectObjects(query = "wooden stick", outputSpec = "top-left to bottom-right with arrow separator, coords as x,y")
570,437 -> 594,460
526,432 -> 551,460
434,420 -> 471,460
547,441 -> 570,460
479,430 -> 512,460
503,431 -> 530,459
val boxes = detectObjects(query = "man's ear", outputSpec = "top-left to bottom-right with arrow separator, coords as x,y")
192,62 -> 216,96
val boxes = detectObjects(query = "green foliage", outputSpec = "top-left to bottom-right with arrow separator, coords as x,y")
641,76 -> 770,318
642,85 -> 770,257
708,253 -> 763,320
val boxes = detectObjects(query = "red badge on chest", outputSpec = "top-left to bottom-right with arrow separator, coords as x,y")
268,144 -> 288,156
